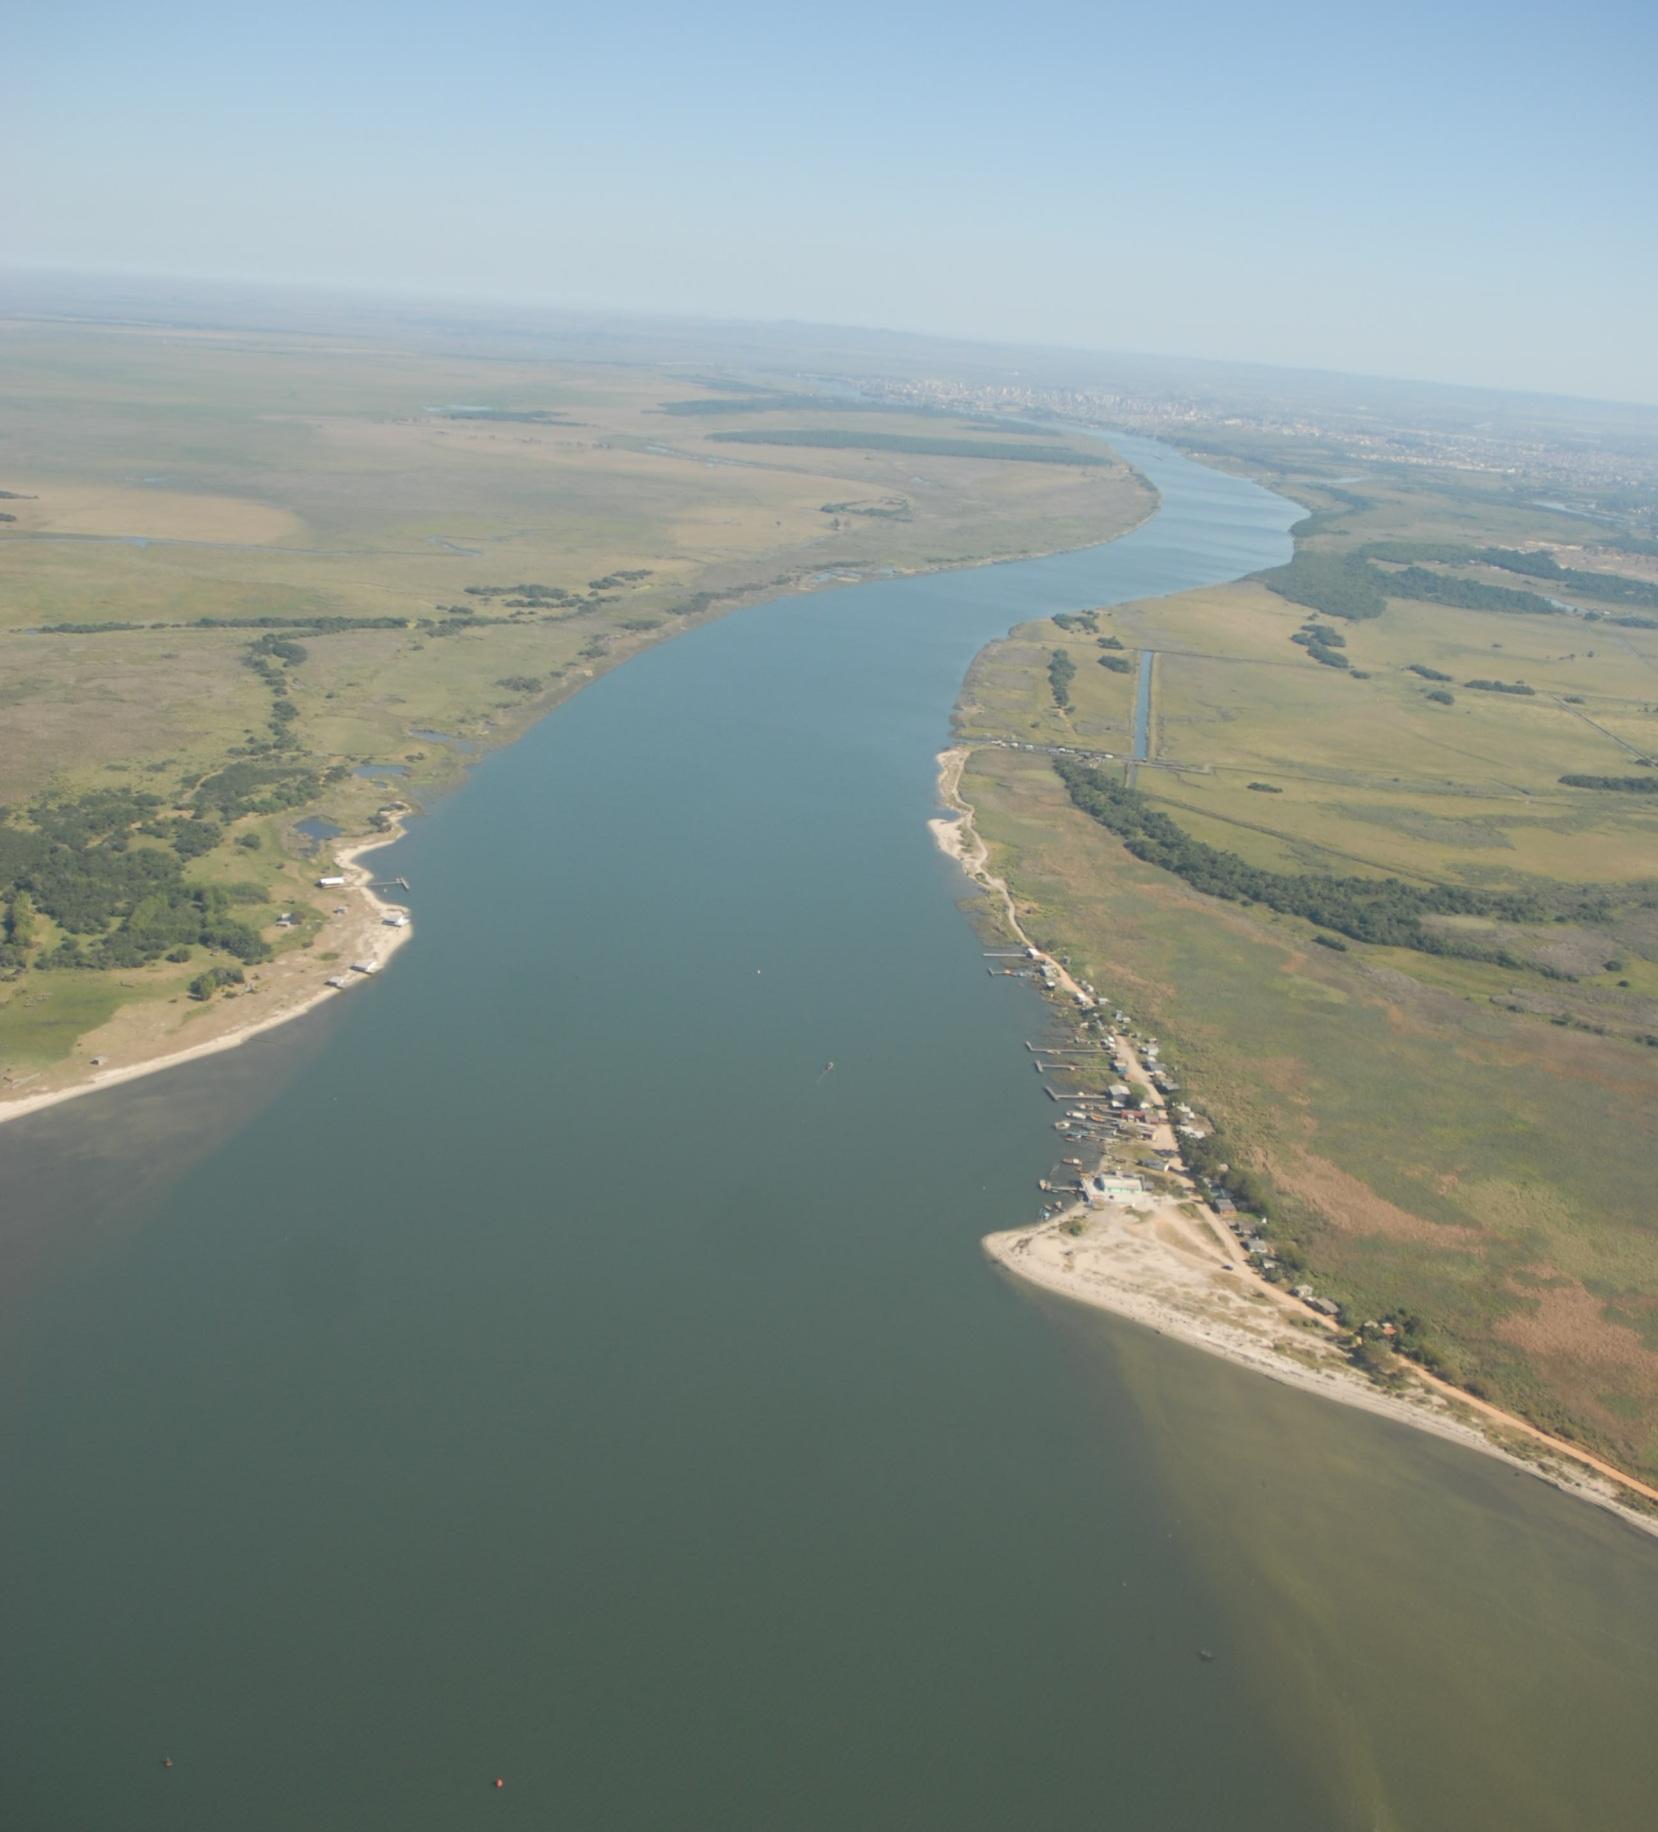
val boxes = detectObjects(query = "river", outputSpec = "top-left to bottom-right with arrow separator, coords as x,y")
4,435 -> 1656,1831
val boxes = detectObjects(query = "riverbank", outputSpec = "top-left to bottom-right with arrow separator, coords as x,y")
0,824 -> 413,1130
932,745 -> 1658,1541
0,448 -> 1159,1119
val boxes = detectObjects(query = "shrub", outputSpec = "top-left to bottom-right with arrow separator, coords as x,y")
187,964 -> 244,1000
1048,649 -> 1077,709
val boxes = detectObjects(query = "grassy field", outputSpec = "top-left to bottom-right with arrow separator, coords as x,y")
0,318 -> 1152,1080
954,462 -> 1658,1483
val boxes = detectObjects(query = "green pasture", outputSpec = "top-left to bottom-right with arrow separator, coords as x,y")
964,743 -> 1658,1478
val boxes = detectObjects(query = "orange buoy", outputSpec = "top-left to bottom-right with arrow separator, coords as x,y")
162,1758 -> 174,1770
494,1777 -> 505,1789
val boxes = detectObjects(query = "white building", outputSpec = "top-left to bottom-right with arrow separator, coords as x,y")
1088,1174 -> 1145,1205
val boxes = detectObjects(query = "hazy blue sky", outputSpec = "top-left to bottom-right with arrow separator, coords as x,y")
7,0 -> 1656,401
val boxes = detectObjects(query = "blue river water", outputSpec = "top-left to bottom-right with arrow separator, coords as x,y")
4,435 -> 1657,1831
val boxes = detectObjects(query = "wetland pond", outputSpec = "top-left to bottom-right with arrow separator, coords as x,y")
5,435 -> 1657,1831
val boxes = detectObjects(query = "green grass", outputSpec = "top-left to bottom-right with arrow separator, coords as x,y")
963,569 -> 1658,889
0,971 -> 152,1068
0,320 -> 1155,1082
951,458 -> 1658,1481
965,744 -> 1658,1477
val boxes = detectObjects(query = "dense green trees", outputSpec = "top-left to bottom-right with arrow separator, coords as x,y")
188,964 -> 246,1000
1475,547 -> 1658,608
1052,759 -> 1567,959
1290,622 -> 1351,668
0,788 -> 276,975
6,889 -> 36,947
1383,565 -> 1560,616
1048,649 -> 1077,708
1265,537 -> 1658,632
191,760 -> 330,821
1356,540 -> 1658,612
1261,552 -> 1386,620
1559,773 -> 1658,792
251,633 -> 309,663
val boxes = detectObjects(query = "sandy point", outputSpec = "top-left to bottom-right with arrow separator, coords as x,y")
933,744 -> 1658,1540
0,822 -> 415,1131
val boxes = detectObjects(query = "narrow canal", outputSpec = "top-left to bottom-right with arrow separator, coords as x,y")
1131,645 -> 1154,760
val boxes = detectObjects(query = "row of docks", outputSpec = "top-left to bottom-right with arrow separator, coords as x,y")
986,949 -> 1169,1215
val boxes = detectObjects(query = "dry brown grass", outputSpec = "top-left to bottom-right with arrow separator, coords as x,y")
1,484 -> 303,543
960,728 -> 1658,1479
1277,1150 -> 1484,1249
1498,1283 -> 1656,1374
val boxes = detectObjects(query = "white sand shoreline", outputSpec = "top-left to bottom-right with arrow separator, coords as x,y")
0,466 -> 1162,1136
932,744 -> 1658,1542
0,823 -> 413,1131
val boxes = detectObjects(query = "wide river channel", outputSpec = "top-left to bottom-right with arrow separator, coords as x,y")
5,435 -> 1657,1830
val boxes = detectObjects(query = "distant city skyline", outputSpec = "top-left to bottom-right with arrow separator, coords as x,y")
7,0 -> 1656,404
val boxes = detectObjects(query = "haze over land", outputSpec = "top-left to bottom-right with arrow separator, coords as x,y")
6,5 -> 1658,1828
7,0 -> 1657,402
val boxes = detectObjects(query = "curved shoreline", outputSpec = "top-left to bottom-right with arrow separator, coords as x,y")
932,744 -> 1658,1542
0,824 -> 413,1131
0,458 -> 1160,1132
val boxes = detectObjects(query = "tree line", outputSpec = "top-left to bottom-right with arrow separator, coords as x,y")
1048,649 -> 1077,708
1262,537 -> 1658,627
1051,759 -> 1590,960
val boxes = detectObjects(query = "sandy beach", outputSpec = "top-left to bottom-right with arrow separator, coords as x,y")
0,822 -> 414,1131
933,745 -> 1658,1540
